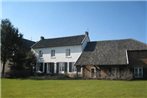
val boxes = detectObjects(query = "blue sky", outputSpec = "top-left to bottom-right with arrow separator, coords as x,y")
2,1 -> 147,43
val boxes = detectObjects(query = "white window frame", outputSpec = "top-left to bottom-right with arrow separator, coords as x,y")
69,62 -> 76,72
59,62 -> 65,73
51,50 -> 55,57
36,63 -> 43,73
66,49 -> 71,57
91,67 -> 96,78
134,67 -> 143,78
39,50 -> 43,57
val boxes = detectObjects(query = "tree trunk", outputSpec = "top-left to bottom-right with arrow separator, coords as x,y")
2,61 -> 6,77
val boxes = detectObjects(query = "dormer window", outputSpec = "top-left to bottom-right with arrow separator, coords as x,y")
66,49 -> 70,56
39,50 -> 43,57
51,50 -> 55,57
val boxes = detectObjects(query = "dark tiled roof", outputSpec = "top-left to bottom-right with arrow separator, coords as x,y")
23,39 -> 35,48
32,35 -> 85,48
75,39 -> 147,66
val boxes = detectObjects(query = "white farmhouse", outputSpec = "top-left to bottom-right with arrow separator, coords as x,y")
31,32 -> 90,76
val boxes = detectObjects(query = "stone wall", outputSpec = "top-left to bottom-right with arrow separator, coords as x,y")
82,65 -> 133,80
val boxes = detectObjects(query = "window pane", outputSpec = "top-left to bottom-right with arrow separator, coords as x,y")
139,68 -> 143,77
134,68 -> 138,77
39,63 -> 43,72
51,50 -> 55,57
69,62 -> 72,72
39,50 -> 43,57
68,49 -> 70,56
59,62 -> 65,72
66,49 -> 70,56
62,63 -> 65,71
77,67 -> 81,72
59,63 -> 62,71
72,63 -> 76,72
134,67 -> 143,77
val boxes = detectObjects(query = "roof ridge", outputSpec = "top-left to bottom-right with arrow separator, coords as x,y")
75,38 -> 147,66
43,34 -> 85,40
32,34 -> 85,48
89,38 -> 144,43
128,39 -> 147,45
22,38 -> 35,43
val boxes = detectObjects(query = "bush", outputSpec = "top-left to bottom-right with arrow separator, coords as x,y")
29,74 -> 73,80
6,70 -> 32,78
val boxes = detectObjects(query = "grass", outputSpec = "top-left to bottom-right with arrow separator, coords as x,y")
1,79 -> 147,98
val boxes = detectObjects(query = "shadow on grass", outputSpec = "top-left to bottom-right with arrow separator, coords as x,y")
2,73 -> 147,81
2,74 -> 84,80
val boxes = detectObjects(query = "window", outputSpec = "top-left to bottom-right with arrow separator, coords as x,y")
66,49 -> 70,56
58,62 -> 67,73
39,50 -> 43,57
37,63 -> 43,72
134,67 -> 143,78
69,62 -> 76,72
77,66 -> 81,72
59,63 -> 64,72
91,67 -> 96,78
48,63 -> 54,74
51,50 -> 55,57
108,68 -> 112,76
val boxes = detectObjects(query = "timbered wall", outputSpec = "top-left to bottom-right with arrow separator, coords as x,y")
82,50 -> 147,80
128,50 -> 147,79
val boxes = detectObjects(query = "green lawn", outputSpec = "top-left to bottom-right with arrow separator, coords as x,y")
1,79 -> 147,98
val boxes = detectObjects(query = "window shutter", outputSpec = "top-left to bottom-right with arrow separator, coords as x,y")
69,63 -> 72,72
39,63 -> 43,72
56,63 -> 59,74
64,63 -> 67,72
51,63 -> 54,74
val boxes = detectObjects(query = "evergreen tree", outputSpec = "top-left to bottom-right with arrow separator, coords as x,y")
1,19 -> 36,77
1,19 -> 23,77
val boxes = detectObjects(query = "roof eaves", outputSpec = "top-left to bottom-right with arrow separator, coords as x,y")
130,39 -> 147,45
126,50 -> 129,64
81,34 -> 86,44
33,44 -> 82,49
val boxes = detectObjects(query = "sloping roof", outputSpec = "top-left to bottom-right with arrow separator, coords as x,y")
75,39 -> 147,66
32,35 -> 85,49
22,39 -> 35,48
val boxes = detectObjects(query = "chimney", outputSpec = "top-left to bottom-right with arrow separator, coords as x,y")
40,36 -> 45,40
85,31 -> 89,36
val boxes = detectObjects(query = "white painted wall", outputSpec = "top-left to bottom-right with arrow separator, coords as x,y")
33,45 -> 83,63
32,34 -> 90,75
